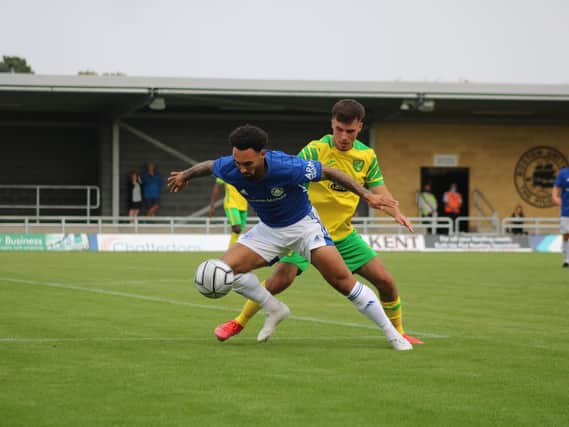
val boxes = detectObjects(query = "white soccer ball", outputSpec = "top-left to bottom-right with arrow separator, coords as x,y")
194,259 -> 234,299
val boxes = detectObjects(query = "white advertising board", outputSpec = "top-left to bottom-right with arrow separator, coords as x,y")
95,234 -> 230,252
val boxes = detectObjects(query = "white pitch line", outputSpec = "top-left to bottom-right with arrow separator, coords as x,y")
0,277 -> 448,339
0,335 -> 392,344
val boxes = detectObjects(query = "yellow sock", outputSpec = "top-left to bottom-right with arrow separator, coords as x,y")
228,232 -> 240,248
381,297 -> 405,334
235,280 -> 264,326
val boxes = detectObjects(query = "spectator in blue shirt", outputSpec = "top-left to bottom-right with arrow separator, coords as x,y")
141,161 -> 164,216
553,167 -> 569,268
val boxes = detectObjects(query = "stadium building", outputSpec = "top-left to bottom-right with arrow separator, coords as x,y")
1,74 -> 568,230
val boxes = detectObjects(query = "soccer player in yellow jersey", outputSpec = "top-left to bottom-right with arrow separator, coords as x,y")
209,178 -> 248,248
214,99 -> 423,345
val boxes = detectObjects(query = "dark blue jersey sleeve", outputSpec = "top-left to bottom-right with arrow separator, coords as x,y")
212,156 -> 233,180
289,157 -> 322,185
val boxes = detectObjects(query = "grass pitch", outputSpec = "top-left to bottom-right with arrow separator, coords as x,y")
1,251 -> 568,426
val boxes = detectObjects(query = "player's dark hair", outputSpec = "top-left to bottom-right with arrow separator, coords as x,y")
229,124 -> 268,152
331,99 -> 366,123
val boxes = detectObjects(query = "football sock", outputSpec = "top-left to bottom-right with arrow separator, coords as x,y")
348,281 -> 397,335
381,297 -> 405,334
235,280 -> 264,326
232,273 -> 279,310
228,232 -> 240,248
563,240 -> 569,263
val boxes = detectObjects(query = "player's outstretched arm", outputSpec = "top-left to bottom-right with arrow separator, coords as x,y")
168,160 -> 214,193
372,185 -> 414,233
320,165 -> 398,209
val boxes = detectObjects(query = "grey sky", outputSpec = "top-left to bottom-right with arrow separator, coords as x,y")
2,0 -> 569,84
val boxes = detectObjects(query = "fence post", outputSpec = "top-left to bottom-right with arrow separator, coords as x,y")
87,187 -> 91,221
36,186 -> 40,221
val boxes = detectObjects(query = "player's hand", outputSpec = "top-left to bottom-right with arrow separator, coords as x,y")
363,192 -> 399,209
394,213 -> 414,233
168,171 -> 189,192
208,206 -> 215,217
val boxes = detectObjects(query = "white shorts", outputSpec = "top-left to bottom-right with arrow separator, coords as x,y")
237,207 -> 333,265
561,217 -> 569,234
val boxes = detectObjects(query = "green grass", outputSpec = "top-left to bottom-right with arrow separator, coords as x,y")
1,251 -> 568,426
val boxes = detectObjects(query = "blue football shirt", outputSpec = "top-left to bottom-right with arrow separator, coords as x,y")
212,150 -> 322,227
554,167 -> 569,217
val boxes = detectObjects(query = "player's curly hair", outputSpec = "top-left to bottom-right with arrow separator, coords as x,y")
332,99 -> 366,123
229,124 -> 268,152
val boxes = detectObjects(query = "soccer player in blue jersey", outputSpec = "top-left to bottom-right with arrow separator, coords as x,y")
215,99 -> 421,344
169,124 -> 413,350
553,167 -> 569,268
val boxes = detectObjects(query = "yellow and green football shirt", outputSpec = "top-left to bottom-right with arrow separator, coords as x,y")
298,134 -> 384,240
216,178 -> 248,211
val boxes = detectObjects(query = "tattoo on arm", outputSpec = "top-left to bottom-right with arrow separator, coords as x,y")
182,160 -> 214,180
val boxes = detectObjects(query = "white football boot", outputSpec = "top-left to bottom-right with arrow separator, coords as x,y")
257,301 -> 290,342
386,330 -> 413,351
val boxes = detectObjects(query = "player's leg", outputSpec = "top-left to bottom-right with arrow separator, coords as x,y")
309,245 -> 411,351
561,218 -> 569,267
356,258 -> 423,345
225,207 -> 242,247
562,233 -> 569,268
214,259 -> 301,341
274,210 -> 410,349
237,258 -> 302,324
222,222 -> 293,341
221,242 -> 269,298
336,231 -> 423,344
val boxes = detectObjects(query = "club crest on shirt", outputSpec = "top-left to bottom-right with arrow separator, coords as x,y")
514,146 -> 569,208
270,187 -> 284,197
304,161 -> 318,180
353,160 -> 365,172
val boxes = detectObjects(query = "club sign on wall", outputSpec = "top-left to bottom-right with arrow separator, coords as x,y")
514,146 -> 569,208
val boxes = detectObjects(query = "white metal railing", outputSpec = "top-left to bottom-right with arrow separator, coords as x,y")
0,185 -> 100,217
501,217 -> 560,235
456,215 -> 500,234
0,215 -> 451,235
352,216 -> 453,235
0,215 -> 561,235
0,216 -> 240,234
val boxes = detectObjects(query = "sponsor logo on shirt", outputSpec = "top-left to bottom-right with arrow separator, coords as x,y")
329,183 -> 348,192
304,161 -> 318,180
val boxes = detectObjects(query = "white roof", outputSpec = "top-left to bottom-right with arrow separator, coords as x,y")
2,74 -> 569,100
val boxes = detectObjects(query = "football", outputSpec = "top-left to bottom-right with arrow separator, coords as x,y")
194,259 -> 234,298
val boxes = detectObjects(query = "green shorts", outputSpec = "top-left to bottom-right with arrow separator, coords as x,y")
225,208 -> 248,228
280,230 -> 377,274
